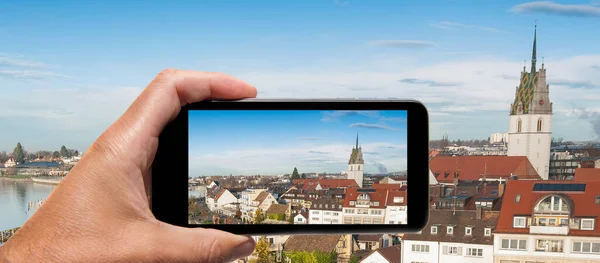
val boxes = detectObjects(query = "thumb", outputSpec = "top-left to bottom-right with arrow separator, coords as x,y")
149,222 -> 256,263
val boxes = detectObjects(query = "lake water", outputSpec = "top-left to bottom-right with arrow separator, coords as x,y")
0,180 -> 56,231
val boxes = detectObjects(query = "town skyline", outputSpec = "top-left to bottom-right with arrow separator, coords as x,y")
189,110 -> 407,176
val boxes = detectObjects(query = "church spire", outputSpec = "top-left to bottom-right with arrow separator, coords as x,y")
530,22 -> 537,75
355,132 -> 359,149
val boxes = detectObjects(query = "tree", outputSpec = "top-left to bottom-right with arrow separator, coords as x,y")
349,255 -> 360,263
251,236 -> 271,263
13,142 -> 25,164
254,208 -> 266,223
52,151 -> 60,158
301,173 -> 306,179
27,153 -> 36,161
0,151 -> 8,163
74,150 -> 79,156
291,167 -> 300,180
60,145 -> 68,157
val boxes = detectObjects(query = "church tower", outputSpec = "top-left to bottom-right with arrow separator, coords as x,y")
347,133 -> 365,187
507,24 -> 553,180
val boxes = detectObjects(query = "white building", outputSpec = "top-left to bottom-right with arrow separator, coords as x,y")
4,157 -> 16,167
490,133 -> 508,144
308,198 -> 343,224
342,188 -> 388,224
239,188 -> 266,222
507,26 -> 552,180
384,190 -> 407,224
493,180 -> 600,263
402,210 -> 498,263
205,188 -> 237,212
293,212 -> 308,224
248,191 -> 277,222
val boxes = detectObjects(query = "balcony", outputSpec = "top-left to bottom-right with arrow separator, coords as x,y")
530,225 -> 569,235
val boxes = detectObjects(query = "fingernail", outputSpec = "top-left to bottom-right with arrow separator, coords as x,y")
232,236 -> 256,259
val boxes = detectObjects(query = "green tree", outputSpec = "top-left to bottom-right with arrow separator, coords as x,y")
13,142 -> 25,164
52,151 -> 60,158
251,236 -> 272,263
27,153 -> 36,161
254,208 -> 266,223
349,255 -> 360,263
291,167 -> 300,180
60,145 -> 68,157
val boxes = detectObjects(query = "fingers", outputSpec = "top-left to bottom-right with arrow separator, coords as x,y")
89,69 -> 256,174
150,222 -> 256,263
127,69 -> 257,138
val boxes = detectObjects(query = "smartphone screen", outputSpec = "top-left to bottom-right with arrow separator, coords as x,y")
188,110 -> 408,225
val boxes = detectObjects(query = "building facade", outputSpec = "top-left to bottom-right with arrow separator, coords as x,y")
494,180 -> 600,262
507,26 -> 553,180
308,197 -> 344,224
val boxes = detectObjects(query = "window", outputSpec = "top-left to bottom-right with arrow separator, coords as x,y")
515,194 -> 521,203
484,228 -> 491,236
332,212 -> 339,216
350,201 -> 355,206
374,201 -> 379,206
296,217 -> 302,222
311,217 -> 319,221
536,239 -> 563,252
447,226 -> 454,234
537,119 -> 542,131
465,227 -> 472,235
572,241 -> 600,254
500,261 -> 519,263
534,195 -> 569,214
443,246 -> 462,255
466,248 -> 483,257
411,244 -> 430,253
595,195 -> 600,204
513,216 -> 526,228
581,219 -> 595,230
501,239 -> 527,250
431,226 -> 438,234
517,120 -> 522,133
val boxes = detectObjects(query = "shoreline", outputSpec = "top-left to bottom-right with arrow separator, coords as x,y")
0,176 -> 63,185
0,177 -> 32,182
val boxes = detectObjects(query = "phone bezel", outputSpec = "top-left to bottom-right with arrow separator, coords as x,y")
152,99 -> 429,234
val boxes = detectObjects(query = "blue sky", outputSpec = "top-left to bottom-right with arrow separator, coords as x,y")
1,0 -> 600,153
189,110 -> 407,176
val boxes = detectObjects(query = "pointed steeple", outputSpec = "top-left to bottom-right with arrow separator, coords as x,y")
530,22 -> 537,75
355,132 -> 359,149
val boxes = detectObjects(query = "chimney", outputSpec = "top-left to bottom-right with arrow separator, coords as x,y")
476,207 -> 482,220
483,182 -> 488,195
498,182 -> 505,197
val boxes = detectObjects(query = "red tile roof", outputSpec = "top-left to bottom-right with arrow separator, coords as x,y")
497,180 -> 600,236
430,156 -> 540,183
292,179 -> 358,190
344,188 -> 393,209
574,168 -> 600,182
372,183 -> 404,190
386,190 -> 407,206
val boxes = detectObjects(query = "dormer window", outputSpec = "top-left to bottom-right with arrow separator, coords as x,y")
534,195 -> 569,214
513,216 -> 526,228
465,227 -> 473,236
581,219 -> 595,230
595,195 -> 600,204
484,228 -> 491,236
431,226 -> 438,234
447,226 -> 454,235
515,194 -> 521,203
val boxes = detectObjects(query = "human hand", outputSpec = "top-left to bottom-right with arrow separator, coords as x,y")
0,69 -> 258,263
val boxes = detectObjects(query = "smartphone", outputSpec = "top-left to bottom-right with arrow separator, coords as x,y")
151,98 -> 429,234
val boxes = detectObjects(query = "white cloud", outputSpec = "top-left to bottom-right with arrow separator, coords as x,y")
235,54 -> 600,140
511,1 -> 600,17
190,142 -> 407,176
430,21 -> 504,32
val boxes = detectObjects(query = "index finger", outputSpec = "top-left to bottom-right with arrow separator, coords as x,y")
128,69 -> 257,138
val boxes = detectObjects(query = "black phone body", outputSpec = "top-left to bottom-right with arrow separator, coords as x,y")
152,98 -> 429,235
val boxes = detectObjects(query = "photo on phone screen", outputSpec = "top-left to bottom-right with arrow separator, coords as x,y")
188,110 -> 408,225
